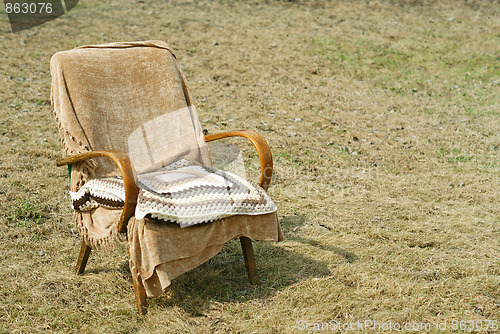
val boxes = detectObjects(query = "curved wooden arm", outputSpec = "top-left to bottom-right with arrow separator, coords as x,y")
57,150 -> 139,233
205,130 -> 273,191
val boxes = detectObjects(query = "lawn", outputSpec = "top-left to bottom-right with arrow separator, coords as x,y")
0,0 -> 498,332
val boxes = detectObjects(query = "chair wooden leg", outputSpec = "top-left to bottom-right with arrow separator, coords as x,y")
239,236 -> 258,285
75,240 -> 92,274
129,260 -> 148,315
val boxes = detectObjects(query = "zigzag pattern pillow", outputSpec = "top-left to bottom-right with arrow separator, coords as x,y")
70,159 -> 277,227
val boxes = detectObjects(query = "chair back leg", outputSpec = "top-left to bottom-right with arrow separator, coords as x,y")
75,240 -> 92,274
239,237 -> 259,285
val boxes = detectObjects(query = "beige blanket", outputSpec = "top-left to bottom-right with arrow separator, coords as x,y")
50,41 -> 283,297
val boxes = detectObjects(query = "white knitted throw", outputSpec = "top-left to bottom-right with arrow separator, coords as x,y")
70,159 -> 277,228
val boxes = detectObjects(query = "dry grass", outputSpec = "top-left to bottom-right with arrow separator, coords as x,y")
0,0 -> 498,333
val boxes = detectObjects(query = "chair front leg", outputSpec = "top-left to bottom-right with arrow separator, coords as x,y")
75,240 -> 92,274
129,259 -> 148,315
240,237 -> 259,285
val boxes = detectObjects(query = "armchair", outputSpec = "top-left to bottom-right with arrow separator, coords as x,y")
50,41 -> 282,314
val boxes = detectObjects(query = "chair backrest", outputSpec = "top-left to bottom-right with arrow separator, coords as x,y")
50,41 -> 210,177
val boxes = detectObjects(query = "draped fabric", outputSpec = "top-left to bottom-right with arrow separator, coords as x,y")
50,41 -> 282,297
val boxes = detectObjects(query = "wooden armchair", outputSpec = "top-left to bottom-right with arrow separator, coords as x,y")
51,41 -> 282,314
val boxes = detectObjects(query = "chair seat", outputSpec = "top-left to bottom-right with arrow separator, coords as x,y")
128,211 -> 282,298
70,159 -> 277,228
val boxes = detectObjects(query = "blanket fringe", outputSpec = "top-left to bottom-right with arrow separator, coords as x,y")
74,211 -> 121,251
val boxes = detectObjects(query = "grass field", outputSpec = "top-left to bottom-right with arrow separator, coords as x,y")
0,0 -> 499,333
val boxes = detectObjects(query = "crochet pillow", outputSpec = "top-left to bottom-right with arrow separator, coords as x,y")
70,159 -> 277,228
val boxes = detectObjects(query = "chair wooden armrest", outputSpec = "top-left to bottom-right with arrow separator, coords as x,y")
57,150 -> 139,233
204,130 -> 273,191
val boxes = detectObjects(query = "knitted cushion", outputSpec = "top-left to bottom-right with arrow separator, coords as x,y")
70,159 -> 277,228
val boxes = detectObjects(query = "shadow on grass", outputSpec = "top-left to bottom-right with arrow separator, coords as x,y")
279,214 -> 358,263
149,242 -> 332,316
149,214 -> 357,316
72,214 -> 357,315
290,236 -> 358,263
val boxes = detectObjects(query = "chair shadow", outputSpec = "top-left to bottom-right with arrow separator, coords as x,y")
149,241 -> 331,316
85,260 -> 131,275
149,214 -> 358,316
289,236 -> 358,263
279,214 -> 357,263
